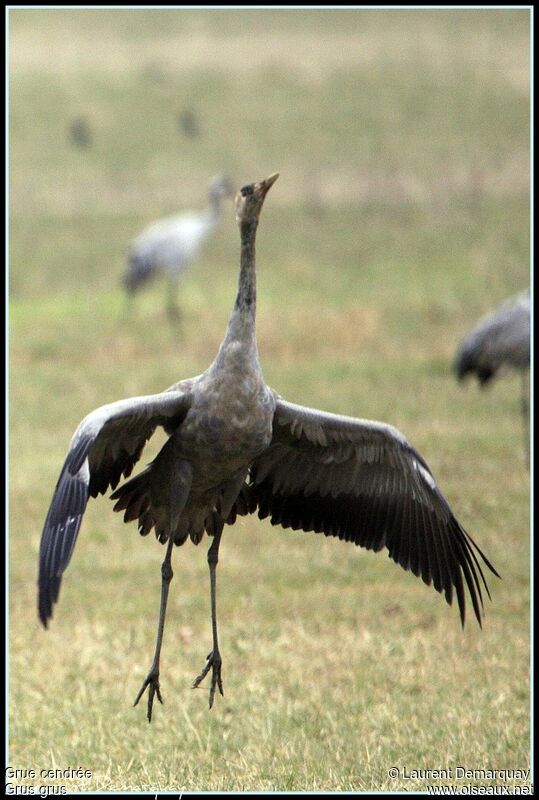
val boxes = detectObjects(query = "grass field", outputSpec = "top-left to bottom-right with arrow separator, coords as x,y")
8,8 -> 531,793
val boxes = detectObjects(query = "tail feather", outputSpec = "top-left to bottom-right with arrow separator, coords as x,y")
111,472 -> 258,544
111,468 -> 156,536
226,482 -> 257,524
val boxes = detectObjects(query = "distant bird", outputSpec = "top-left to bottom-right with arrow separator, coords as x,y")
39,173 -> 498,722
123,174 -> 234,319
178,107 -> 200,139
69,116 -> 92,148
455,289 -> 530,465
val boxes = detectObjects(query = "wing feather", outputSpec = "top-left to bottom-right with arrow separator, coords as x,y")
38,390 -> 192,626
248,396 -> 499,625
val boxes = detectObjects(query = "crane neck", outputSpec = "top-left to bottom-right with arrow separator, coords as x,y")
236,220 -> 258,312
211,220 -> 260,373
208,191 -> 224,222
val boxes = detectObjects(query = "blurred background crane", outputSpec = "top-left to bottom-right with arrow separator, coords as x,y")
454,289 -> 530,466
177,107 -> 200,140
122,174 -> 234,319
68,115 -> 92,148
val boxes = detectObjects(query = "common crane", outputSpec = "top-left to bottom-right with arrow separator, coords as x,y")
123,174 -> 234,319
39,173 -> 498,721
178,108 -> 200,139
454,289 -> 530,465
69,116 -> 92,149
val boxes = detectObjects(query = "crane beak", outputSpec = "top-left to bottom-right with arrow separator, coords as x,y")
261,172 -> 279,193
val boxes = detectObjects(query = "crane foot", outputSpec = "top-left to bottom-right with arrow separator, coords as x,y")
133,667 -> 163,723
192,649 -> 223,709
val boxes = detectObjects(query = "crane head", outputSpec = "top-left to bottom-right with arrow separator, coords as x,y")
235,173 -> 279,226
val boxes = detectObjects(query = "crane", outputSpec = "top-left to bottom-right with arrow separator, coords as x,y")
454,289 -> 530,466
123,174 -> 234,319
177,108 -> 200,140
39,173 -> 498,722
69,116 -> 92,148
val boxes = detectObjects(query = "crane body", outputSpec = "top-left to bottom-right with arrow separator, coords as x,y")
455,290 -> 530,384
455,290 -> 530,464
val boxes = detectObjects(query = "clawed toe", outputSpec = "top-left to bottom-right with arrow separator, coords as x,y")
134,669 -> 163,722
192,650 -> 223,709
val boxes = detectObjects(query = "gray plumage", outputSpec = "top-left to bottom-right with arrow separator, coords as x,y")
455,290 -> 530,384
69,116 -> 92,148
455,289 -> 530,463
39,173 -> 498,721
178,107 -> 200,139
123,174 -> 234,318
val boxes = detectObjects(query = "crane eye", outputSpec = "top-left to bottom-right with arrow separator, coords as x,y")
240,185 -> 254,197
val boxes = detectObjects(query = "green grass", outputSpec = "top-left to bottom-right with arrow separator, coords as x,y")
9,8 -> 530,793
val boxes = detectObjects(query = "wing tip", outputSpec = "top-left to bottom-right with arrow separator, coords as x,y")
38,596 -> 52,628
38,575 -> 61,629
38,609 -> 50,629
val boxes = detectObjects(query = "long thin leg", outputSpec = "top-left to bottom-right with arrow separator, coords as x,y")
192,523 -> 224,708
134,535 -> 175,722
521,371 -> 529,470
122,291 -> 135,321
166,277 -> 181,322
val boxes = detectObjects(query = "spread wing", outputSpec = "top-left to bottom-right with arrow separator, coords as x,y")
38,390 -> 193,626
249,396 -> 499,625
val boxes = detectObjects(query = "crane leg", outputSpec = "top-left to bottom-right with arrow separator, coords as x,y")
166,279 -> 181,322
122,291 -> 136,321
192,522 -> 224,708
134,535 -> 175,722
521,371 -> 529,470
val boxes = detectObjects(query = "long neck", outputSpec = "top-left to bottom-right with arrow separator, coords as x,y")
235,220 -> 257,313
208,191 -> 222,222
211,220 -> 260,371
